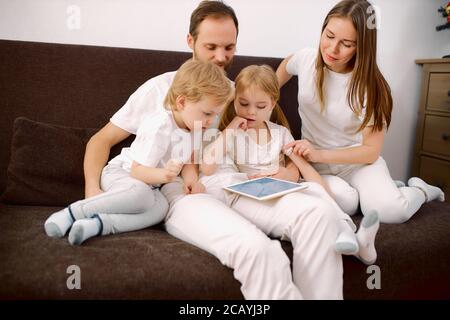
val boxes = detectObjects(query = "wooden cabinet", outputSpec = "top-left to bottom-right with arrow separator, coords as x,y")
413,58 -> 450,202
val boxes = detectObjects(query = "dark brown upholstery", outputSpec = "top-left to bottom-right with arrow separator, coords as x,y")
1,40 -> 449,299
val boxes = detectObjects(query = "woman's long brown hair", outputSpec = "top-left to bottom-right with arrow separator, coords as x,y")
316,0 -> 392,132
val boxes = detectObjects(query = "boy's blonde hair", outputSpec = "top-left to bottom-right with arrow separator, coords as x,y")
219,64 -> 290,131
164,59 -> 234,111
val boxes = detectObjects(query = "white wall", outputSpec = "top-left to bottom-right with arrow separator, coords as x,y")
1,0 -> 449,181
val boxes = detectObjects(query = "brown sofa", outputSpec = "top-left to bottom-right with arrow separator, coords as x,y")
1,39 -> 449,300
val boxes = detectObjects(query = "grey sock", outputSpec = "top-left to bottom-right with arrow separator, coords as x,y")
356,210 -> 380,265
68,217 -> 101,246
335,220 -> 359,255
44,207 -> 74,238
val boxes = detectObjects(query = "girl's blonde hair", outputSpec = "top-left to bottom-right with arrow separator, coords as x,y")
164,59 -> 234,111
219,64 -> 290,131
315,0 -> 392,132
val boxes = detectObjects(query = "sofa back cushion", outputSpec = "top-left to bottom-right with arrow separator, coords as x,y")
1,117 -> 133,206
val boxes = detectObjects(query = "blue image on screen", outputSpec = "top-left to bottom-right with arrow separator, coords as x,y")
228,177 -> 300,198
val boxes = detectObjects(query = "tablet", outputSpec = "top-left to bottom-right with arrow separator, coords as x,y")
223,177 -> 308,201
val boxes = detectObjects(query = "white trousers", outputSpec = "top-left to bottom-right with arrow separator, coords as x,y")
161,174 -> 343,300
69,164 -> 168,234
314,157 -> 426,223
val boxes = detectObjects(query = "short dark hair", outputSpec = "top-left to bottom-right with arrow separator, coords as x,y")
189,1 -> 239,41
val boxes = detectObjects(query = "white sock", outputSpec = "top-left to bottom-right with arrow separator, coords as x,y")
44,207 -> 74,238
408,177 -> 445,202
335,220 -> 359,255
356,210 -> 380,265
394,180 -> 405,188
68,217 -> 102,246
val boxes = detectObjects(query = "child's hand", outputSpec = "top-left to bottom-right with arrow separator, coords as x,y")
248,168 -> 279,180
284,140 -> 321,163
165,159 -> 183,176
226,116 -> 248,131
270,167 -> 291,181
184,181 -> 206,194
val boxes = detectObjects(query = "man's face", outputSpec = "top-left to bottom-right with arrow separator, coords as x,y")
187,17 -> 237,70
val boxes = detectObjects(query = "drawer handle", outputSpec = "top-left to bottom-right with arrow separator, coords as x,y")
448,90 -> 450,97
443,133 -> 449,141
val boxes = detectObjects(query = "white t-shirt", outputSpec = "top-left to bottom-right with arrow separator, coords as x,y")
110,71 -> 176,134
286,48 -> 373,150
226,121 -> 295,176
109,109 -> 194,173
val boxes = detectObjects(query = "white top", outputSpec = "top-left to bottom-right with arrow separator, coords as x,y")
226,121 -> 295,176
286,48 -> 374,150
109,109 -> 193,173
110,71 -> 176,134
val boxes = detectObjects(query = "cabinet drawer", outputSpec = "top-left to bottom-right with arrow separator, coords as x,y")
419,156 -> 449,202
427,73 -> 450,112
422,115 -> 450,157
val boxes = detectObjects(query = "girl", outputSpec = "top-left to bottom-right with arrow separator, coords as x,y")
44,59 -> 233,245
201,64 -> 379,264
277,0 -> 445,223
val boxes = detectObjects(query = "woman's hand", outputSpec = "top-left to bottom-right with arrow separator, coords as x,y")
226,116 -> 248,131
184,181 -> 206,194
284,140 -> 322,163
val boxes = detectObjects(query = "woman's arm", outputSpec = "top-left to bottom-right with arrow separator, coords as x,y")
285,127 -> 385,165
276,54 -> 294,88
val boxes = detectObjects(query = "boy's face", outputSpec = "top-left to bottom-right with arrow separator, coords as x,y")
188,17 -> 237,70
177,95 -> 226,131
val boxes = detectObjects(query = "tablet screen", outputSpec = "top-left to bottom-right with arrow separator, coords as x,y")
224,177 -> 307,201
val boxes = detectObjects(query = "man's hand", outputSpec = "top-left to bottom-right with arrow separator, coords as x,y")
85,186 -> 104,199
184,181 -> 206,194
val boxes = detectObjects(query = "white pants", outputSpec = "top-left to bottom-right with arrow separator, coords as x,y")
314,157 -> 426,223
69,163 -> 168,234
161,174 -> 343,300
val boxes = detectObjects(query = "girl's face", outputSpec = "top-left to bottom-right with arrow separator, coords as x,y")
234,85 -> 275,130
320,17 -> 357,73
176,95 -> 225,131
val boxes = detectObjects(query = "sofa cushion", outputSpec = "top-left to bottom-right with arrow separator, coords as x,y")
1,117 -> 134,206
1,117 -> 97,206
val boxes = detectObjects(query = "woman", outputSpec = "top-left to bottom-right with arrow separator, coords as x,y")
276,0 -> 444,223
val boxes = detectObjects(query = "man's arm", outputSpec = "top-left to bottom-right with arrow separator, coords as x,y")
83,122 -> 131,198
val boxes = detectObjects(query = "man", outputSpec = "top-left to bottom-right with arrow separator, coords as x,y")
84,1 -> 238,198
83,1 -> 343,299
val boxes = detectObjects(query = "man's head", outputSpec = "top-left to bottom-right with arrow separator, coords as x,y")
187,1 -> 238,70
